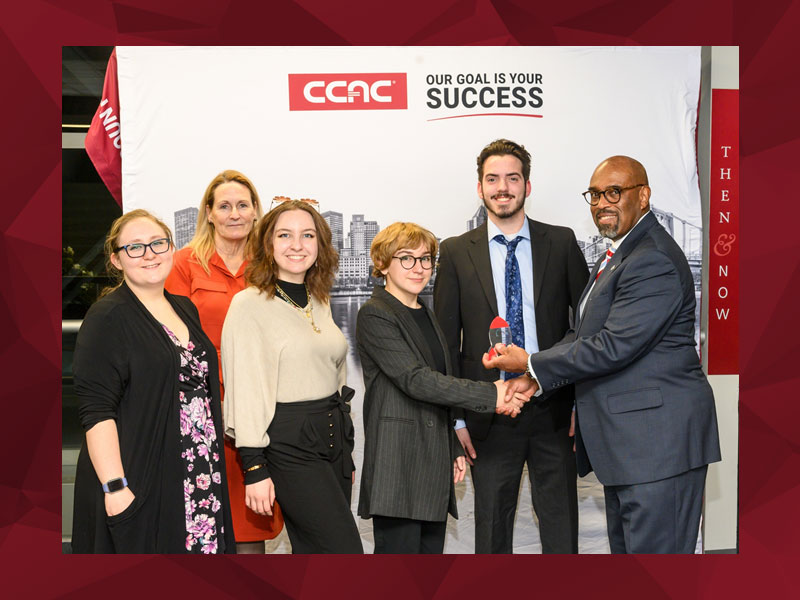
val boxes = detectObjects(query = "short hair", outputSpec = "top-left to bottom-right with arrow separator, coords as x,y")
245,201 -> 338,303
476,138 -> 532,182
186,170 -> 264,273
370,222 -> 438,279
101,209 -> 173,298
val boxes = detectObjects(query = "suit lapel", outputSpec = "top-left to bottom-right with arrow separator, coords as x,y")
425,301 -> 454,375
528,217 -> 550,308
574,257 -> 602,330
576,212 -> 660,329
466,224 -> 499,316
373,287 -> 438,369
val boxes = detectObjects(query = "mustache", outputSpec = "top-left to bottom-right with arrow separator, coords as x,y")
491,193 -> 515,200
595,209 -> 618,217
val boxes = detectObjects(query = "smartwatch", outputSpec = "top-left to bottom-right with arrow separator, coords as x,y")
102,477 -> 128,494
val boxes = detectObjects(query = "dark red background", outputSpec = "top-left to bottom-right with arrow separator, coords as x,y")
4,0 -> 792,596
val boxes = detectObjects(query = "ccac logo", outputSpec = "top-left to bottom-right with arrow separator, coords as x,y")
288,73 -> 407,111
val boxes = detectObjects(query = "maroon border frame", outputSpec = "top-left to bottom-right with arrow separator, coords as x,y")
4,0 -> 794,596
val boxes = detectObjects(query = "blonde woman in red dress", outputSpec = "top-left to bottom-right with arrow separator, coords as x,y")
166,170 -> 284,553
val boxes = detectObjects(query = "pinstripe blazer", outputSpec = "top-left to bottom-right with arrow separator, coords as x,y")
356,286 -> 496,521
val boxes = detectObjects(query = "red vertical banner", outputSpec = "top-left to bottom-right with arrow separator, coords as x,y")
707,89 -> 739,374
85,47 -> 122,206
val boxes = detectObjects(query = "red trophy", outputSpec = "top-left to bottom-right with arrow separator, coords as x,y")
487,316 -> 512,359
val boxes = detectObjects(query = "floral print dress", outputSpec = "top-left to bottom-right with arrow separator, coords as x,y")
163,325 -> 226,554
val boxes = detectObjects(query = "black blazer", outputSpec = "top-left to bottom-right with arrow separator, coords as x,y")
433,217 -> 589,439
71,282 -> 236,553
356,286 -> 496,522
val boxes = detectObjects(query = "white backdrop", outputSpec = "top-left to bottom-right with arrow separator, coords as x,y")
118,46 -> 702,553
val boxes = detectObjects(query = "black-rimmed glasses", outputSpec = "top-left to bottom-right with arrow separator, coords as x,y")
582,184 -> 645,206
392,255 -> 434,270
115,237 -> 172,258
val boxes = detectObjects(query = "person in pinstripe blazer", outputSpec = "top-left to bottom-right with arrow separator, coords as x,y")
356,222 -> 529,554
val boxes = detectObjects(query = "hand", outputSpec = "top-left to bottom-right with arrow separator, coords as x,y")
570,409 -> 576,453
493,380 -> 527,418
482,343 -> 529,373
245,477 -> 275,516
453,456 -> 467,483
503,375 -> 539,402
455,427 -> 476,466
104,487 -> 135,517
352,469 -> 356,485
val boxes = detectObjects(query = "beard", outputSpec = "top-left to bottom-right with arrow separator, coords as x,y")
594,210 -> 619,239
481,192 -> 526,220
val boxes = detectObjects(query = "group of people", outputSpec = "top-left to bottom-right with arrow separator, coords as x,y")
71,138 -> 720,555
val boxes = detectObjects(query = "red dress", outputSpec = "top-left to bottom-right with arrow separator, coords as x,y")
166,247 -> 284,542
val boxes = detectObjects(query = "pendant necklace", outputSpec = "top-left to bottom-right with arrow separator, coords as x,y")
275,283 -> 321,333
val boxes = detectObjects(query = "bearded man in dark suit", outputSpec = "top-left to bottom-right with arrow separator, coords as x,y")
434,139 -> 589,553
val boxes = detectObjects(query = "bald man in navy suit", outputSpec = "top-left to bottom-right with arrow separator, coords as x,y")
486,155 -> 721,553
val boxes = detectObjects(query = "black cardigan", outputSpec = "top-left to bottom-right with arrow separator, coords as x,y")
71,282 -> 235,553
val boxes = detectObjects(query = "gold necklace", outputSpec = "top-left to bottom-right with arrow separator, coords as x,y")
275,283 -> 321,333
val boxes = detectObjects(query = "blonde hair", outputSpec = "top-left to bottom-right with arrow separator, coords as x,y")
186,170 -> 264,273
370,222 -> 438,278
100,209 -> 173,298
246,201 -> 338,303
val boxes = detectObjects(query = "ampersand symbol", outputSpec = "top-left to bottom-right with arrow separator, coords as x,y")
713,234 -> 736,257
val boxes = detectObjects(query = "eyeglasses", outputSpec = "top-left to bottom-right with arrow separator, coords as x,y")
582,184 -> 645,206
269,196 -> 320,212
115,237 -> 172,258
392,255 -> 434,270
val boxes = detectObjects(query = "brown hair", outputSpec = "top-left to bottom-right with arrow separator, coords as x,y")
100,209 -> 173,298
476,138 -> 532,183
245,201 -> 338,302
370,222 -> 438,278
186,170 -> 264,273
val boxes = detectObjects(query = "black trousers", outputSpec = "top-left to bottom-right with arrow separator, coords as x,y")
470,402 -> 578,554
266,395 -> 363,554
604,465 -> 708,554
372,516 -> 447,554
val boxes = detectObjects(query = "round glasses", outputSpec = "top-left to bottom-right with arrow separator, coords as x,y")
115,237 -> 172,258
392,255 -> 434,270
582,184 -> 645,206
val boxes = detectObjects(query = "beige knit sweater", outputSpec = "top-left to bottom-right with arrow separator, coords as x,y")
221,286 -> 347,448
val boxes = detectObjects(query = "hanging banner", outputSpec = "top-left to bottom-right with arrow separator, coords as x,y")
707,89 -> 739,374
85,47 -> 122,206
116,46 -> 703,553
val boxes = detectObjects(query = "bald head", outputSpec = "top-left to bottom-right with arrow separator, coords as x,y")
594,156 -> 649,186
588,156 -> 651,241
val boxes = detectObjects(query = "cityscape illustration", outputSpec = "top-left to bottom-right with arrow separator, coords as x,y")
173,203 -> 703,294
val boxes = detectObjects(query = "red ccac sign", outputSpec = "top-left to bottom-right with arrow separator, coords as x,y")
288,73 -> 407,111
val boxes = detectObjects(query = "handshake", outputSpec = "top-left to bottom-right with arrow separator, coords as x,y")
492,378 -> 534,417
488,343 -> 541,418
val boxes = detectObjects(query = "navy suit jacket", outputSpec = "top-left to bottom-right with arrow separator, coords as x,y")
531,212 -> 721,486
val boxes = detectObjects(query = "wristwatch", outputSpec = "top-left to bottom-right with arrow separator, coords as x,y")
102,477 -> 128,494
524,355 -> 535,380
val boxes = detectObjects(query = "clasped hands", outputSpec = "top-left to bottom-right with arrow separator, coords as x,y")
486,343 -> 540,411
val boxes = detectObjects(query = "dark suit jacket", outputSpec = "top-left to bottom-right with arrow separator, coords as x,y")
356,286 -> 496,522
433,217 -> 589,439
531,212 -> 722,486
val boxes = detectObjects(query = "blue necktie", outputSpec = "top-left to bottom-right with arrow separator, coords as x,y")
494,235 -> 525,380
